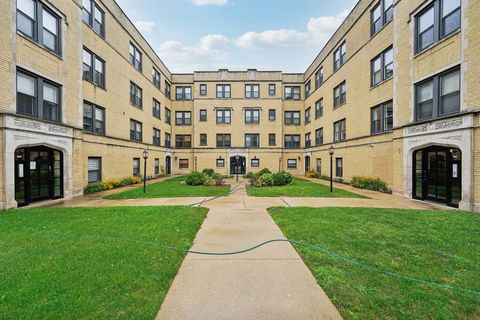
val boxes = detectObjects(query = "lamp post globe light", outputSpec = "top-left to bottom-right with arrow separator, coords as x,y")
328,145 -> 335,193
143,148 -> 149,193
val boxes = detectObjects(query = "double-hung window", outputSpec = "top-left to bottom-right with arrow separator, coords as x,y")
269,84 -> 276,96
415,67 -> 460,121
17,70 -> 61,122
153,99 -> 161,119
83,102 -> 105,134
305,81 -> 311,98
88,157 -> 101,183
133,158 -> 140,176
245,84 -> 260,99
165,133 -> 171,148
83,48 -> 105,88
333,81 -> 346,107
200,109 -> 207,122
175,111 -> 191,125
216,134 -> 231,148
305,133 -> 311,148
315,128 -> 324,146
152,68 -> 161,89
176,86 -> 192,100
315,98 -> 323,118
305,107 -> 311,124
287,159 -> 297,169
130,82 -> 142,108
336,158 -> 343,177
200,134 -> 207,146
155,159 -> 160,175
334,119 -> 346,142
129,43 -> 142,71
216,109 -> 231,124
284,111 -> 301,125
333,42 -> 347,72
130,119 -> 142,142
268,109 -> 276,121
245,109 -> 260,124
17,0 -> 61,55
315,67 -> 324,89
82,0 -> 105,37
216,84 -> 231,98
165,108 -> 171,124
415,0 -> 461,53
175,135 -> 192,148
245,134 -> 260,148
269,134 -> 276,146
371,0 -> 393,36
165,82 -> 171,99
179,159 -> 189,169
371,46 -> 393,86
251,159 -> 260,168
284,135 -> 301,149
153,128 -> 161,146
284,86 -> 301,100
200,84 -> 207,96
371,100 -> 393,134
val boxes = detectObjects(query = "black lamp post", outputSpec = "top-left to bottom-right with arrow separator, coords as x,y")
235,155 -> 240,182
143,148 -> 149,193
328,145 -> 335,193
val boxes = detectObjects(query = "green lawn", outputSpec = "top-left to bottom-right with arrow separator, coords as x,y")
105,176 -> 230,199
247,177 -> 366,198
0,206 -> 207,319
269,207 -> 480,320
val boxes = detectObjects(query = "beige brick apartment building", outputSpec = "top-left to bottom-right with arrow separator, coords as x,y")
0,0 -> 477,211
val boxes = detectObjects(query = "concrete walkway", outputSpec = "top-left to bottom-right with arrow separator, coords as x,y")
156,181 -> 342,320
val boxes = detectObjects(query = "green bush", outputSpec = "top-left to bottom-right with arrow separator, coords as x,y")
305,170 -> 320,178
212,173 -> 225,186
84,182 -> 105,194
203,177 -> 216,186
319,175 -> 330,181
351,176 -> 389,192
272,171 -> 293,186
245,172 -> 258,185
253,173 -> 274,187
258,168 -> 272,176
186,172 -> 207,186
202,168 -> 215,177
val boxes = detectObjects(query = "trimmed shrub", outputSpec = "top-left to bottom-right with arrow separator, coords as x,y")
245,172 -> 258,185
253,173 -> 274,187
272,171 -> 293,186
101,178 -> 122,190
319,175 -> 330,181
351,176 -> 389,192
203,177 -> 216,186
84,182 -> 105,194
305,170 -> 320,178
258,168 -> 272,176
212,173 -> 225,186
186,172 -> 207,186
202,168 -> 215,177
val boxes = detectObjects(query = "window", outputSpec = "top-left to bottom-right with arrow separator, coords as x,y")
316,158 -> 322,175
155,158 -> 160,175
200,133 -> 207,146
179,159 -> 189,169
130,82 -> 142,108
175,111 -> 191,125
315,98 -> 323,119
285,135 -> 301,149
334,119 -> 346,142
153,128 -> 161,146
152,68 -> 161,89
269,134 -> 276,146
305,81 -> 311,98
251,159 -> 260,168
416,0 -> 460,53
305,107 -> 311,124
88,157 -> 101,183
305,133 -> 311,148
165,108 -> 171,124
245,134 -> 260,148
315,128 -> 323,146
333,42 -> 347,72
371,46 -> 393,86
216,134 -> 231,148
165,133 -> 171,148
269,84 -> 276,96
83,102 -> 105,134
217,84 -> 231,98
200,84 -> 207,96
200,109 -> 207,122
165,81 -> 171,99
315,67 -> 324,89
176,86 -> 192,100
415,67 -> 460,121
133,158 -> 140,176
284,86 -> 301,100
371,0 -> 393,35
82,0 -> 104,37
245,84 -> 260,99
371,101 -> 393,134
245,109 -> 260,124
175,135 -> 192,148
335,158 -> 343,177
82,48 -> 105,88
129,43 -> 142,71
333,81 -> 346,107
153,99 -> 161,119
216,158 -> 225,168
284,111 -> 301,125
130,119 -> 142,142
268,109 -> 276,121
216,109 -> 231,124
16,70 -> 61,122
17,0 -> 62,54
287,159 -> 297,169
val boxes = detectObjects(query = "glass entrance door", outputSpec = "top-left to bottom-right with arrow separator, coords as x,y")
230,156 -> 246,175
305,156 -> 311,172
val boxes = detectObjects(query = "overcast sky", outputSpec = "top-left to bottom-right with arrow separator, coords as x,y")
116,0 -> 357,73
